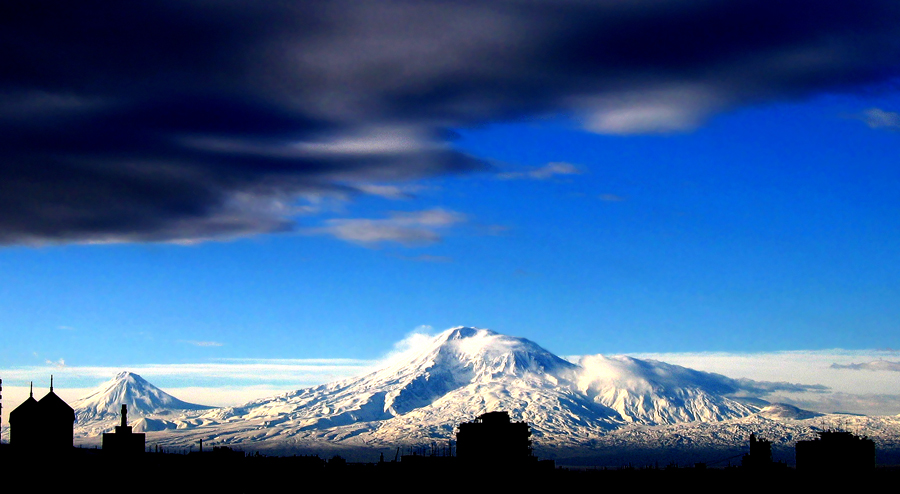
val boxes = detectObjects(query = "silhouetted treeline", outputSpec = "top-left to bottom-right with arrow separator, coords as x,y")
1,443 -> 898,493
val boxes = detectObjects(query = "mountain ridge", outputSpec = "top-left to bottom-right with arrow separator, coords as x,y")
68,327 -> 900,463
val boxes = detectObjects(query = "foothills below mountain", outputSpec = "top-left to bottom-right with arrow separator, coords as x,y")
26,328 -> 900,463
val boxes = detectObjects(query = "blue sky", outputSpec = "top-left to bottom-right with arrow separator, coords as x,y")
2,1 -> 900,419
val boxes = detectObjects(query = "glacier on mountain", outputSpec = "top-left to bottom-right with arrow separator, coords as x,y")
67,327 -> 900,463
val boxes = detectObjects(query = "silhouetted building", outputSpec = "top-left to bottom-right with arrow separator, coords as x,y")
102,404 -> 145,455
742,433 -> 772,469
8,378 -> 75,453
456,411 -> 532,465
796,430 -> 875,471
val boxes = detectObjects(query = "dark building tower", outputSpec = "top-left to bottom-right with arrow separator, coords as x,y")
796,430 -> 876,472
8,377 -> 76,453
456,411 -> 532,465
742,433 -> 773,469
102,404 -> 146,455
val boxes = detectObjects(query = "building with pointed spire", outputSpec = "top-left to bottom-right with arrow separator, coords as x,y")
8,377 -> 76,453
8,382 -> 39,447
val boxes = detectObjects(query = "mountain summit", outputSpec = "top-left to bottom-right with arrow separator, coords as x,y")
171,327 -> 763,451
74,328 -> 847,458
73,371 -> 211,423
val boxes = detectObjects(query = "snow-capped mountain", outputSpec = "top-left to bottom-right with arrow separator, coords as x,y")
73,371 -> 211,424
74,328 -> 773,449
231,327 -> 757,433
211,327 -> 623,441
70,328 -> 900,464
756,403 -> 822,421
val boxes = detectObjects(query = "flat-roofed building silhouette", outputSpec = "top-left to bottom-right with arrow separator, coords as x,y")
456,411 -> 532,465
796,430 -> 875,471
742,433 -> 773,469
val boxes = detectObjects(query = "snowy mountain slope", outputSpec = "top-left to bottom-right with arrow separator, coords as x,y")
223,327 -> 595,428
77,328 -> 900,464
756,403 -> 822,420
73,371 -> 212,425
75,328 -> 772,448
577,355 -> 760,425
72,327 -> 900,462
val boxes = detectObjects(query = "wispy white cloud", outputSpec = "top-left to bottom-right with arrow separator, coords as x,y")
379,326 -> 439,366
858,108 -> 900,130
580,84 -> 725,134
180,340 -> 225,347
291,127 -> 442,157
0,358 -> 377,395
779,392 -> 900,417
394,254 -> 453,263
352,183 -> 423,200
599,193 -> 626,202
498,162 -> 583,180
831,360 -> 900,372
309,208 -> 465,246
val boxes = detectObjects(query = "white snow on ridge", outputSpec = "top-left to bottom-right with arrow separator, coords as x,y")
70,328 -> 900,457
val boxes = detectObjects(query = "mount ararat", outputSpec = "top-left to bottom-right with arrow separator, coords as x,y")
67,328 -> 900,464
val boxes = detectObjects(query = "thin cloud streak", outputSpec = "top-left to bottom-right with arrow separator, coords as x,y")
180,340 -> 225,347
599,194 -> 626,202
308,208 -> 466,246
858,108 -> 900,130
0,359 -> 378,390
831,360 -> 900,372
498,162 -> 584,180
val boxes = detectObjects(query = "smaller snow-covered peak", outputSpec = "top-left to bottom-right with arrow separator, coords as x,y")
576,355 -> 759,425
74,371 -> 212,423
757,403 -> 822,420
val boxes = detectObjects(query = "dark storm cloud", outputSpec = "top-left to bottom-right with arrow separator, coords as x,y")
3,0 -> 900,243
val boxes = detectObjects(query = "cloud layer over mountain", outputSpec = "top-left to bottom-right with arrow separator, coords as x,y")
3,0 -> 900,244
